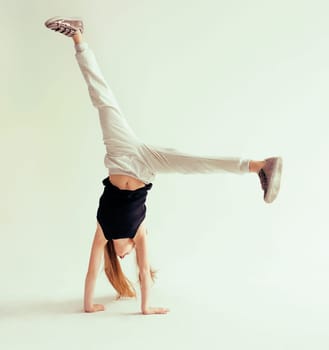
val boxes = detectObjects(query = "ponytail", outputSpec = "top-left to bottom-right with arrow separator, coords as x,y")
104,240 -> 136,298
104,240 -> 158,298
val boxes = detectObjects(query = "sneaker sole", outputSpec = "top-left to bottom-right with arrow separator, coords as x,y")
264,157 -> 282,203
44,16 -> 84,35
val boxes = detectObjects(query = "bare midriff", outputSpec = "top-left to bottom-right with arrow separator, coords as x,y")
109,174 -> 146,190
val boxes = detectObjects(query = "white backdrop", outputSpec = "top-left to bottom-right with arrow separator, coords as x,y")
1,1 -> 328,349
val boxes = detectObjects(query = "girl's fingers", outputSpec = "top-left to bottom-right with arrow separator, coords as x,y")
143,307 -> 170,315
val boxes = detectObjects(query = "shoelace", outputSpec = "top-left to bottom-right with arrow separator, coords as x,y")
258,169 -> 268,192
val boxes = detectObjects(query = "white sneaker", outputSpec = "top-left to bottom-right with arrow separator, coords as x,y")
44,17 -> 84,37
258,157 -> 283,203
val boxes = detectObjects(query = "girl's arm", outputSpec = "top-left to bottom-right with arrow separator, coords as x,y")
134,224 -> 169,315
84,224 -> 108,313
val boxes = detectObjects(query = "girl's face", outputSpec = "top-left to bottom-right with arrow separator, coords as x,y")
114,238 -> 135,259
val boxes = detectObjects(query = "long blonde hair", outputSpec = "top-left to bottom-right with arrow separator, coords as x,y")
104,240 -> 156,298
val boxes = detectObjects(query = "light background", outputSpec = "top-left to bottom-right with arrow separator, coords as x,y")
0,0 -> 328,349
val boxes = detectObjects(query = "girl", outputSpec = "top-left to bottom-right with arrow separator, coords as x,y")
44,17 -> 282,315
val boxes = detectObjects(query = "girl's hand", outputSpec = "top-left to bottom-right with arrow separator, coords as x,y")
84,304 -> 105,313
142,307 -> 170,315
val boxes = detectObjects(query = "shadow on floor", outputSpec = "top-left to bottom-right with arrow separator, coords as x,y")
0,294 -> 121,319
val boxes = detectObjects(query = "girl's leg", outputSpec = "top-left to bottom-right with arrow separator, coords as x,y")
138,144 -> 281,203
139,143 -> 252,175
73,33 -> 141,158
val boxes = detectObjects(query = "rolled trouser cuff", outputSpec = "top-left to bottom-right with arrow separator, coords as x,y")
75,42 -> 88,53
240,159 -> 250,173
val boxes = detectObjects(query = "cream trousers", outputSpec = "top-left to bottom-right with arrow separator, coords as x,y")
75,42 -> 250,184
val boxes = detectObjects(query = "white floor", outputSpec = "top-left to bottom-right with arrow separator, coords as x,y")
1,273 -> 328,350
